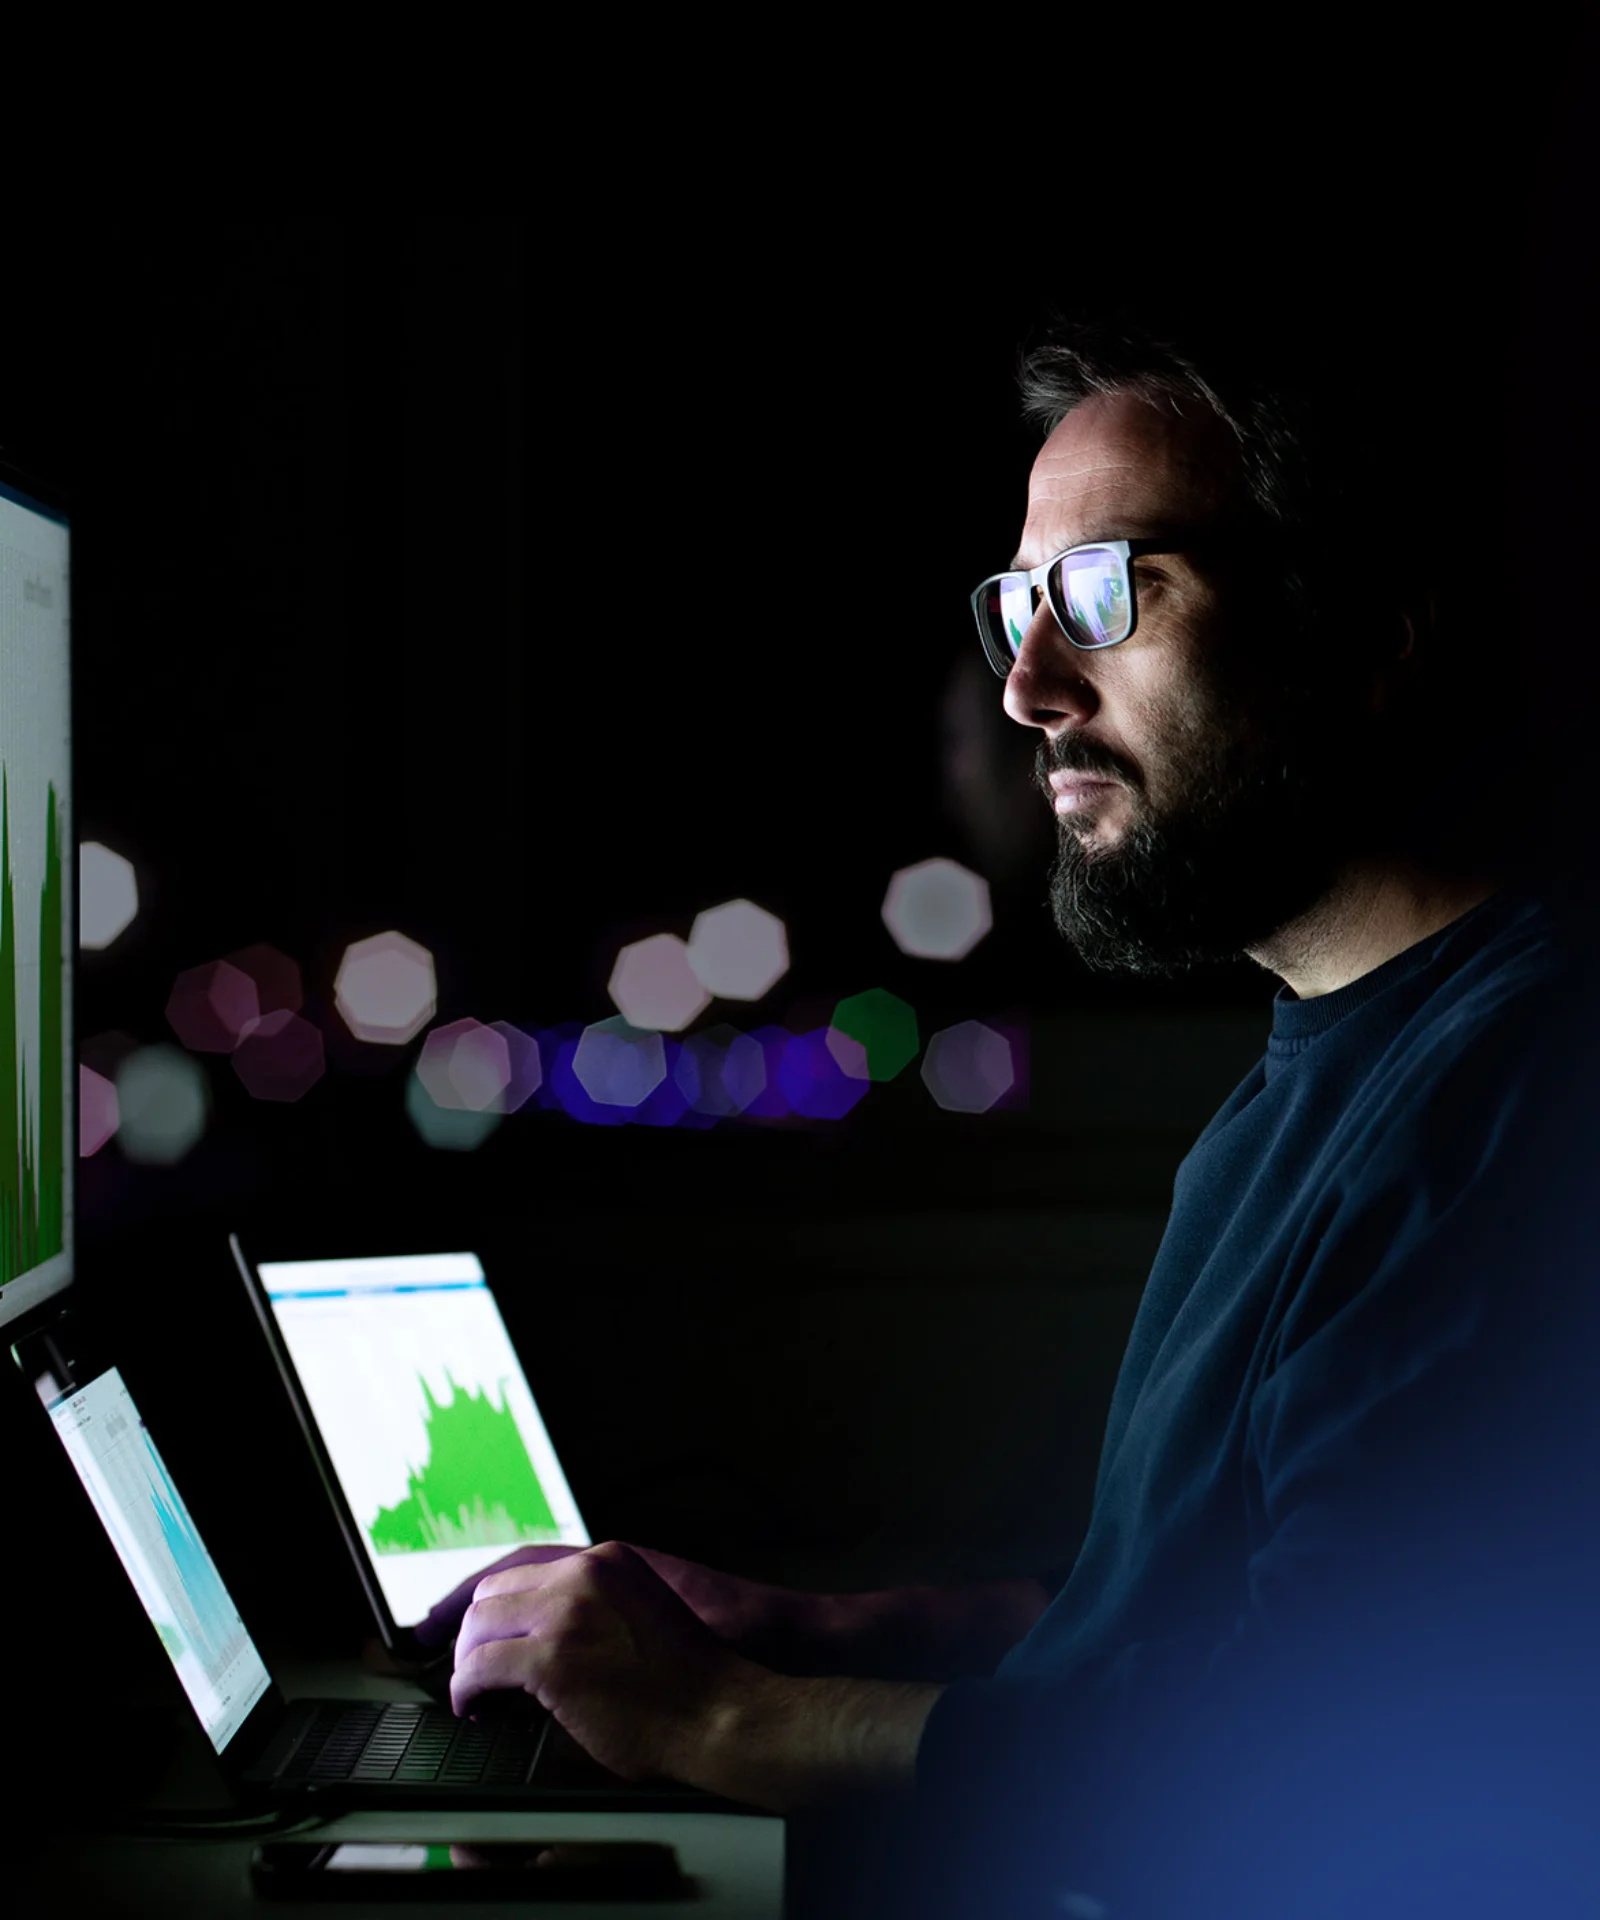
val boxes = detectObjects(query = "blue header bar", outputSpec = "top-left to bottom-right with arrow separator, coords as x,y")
266,1280 -> 489,1301
0,475 -> 69,525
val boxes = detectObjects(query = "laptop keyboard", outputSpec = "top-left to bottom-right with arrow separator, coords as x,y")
282,1701 -> 542,1787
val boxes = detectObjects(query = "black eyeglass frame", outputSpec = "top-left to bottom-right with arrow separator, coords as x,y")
971,536 -> 1197,678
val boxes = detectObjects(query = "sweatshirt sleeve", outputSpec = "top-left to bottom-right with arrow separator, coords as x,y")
908,998 -> 1600,1920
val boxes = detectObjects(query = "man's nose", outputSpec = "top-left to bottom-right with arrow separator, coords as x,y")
1001,597 -> 1098,735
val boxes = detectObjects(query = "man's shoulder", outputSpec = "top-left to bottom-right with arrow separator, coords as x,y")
1409,874 -> 1598,1038
1358,877 -> 1600,1205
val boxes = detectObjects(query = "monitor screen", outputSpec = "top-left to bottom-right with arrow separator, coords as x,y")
0,462 -> 73,1332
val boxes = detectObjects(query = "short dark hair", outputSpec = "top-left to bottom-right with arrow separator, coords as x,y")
1011,280 -> 1531,866
1015,292 -> 1472,651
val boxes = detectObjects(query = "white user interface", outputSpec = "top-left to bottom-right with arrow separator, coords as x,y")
43,1365 -> 271,1753
257,1252 -> 590,1628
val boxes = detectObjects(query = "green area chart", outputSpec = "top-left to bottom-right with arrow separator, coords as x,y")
0,772 -> 64,1283
367,1371 -> 559,1555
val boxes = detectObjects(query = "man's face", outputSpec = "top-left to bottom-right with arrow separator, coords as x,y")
1004,390 -> 1381,978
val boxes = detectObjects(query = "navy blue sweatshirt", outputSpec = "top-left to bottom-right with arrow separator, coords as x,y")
910,875 -> 1600,1919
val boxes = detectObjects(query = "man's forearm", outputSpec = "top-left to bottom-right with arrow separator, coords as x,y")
809,1577 -> 1052,1681
680,1669 -> 946,1813
627,1547 -> 1051,1684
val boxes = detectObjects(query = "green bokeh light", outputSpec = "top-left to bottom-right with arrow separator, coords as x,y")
829,988 -> 920,1082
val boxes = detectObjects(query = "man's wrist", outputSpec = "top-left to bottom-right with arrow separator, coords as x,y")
806,1579 -> 1051,1680
676,1663 -> 945,1814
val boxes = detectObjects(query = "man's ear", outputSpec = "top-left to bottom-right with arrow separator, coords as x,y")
1368,585 -> 1435,720
1396,585 -> 1437,669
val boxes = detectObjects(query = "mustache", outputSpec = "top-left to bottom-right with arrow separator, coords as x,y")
1035,740 -> 1130,793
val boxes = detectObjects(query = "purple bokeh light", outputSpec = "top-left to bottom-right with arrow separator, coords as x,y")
543,1030 -> 631,1127
233,1010 -> 327,1103
166,959 -> 259,1054
777,1028 -> 871,1120
79,1065 -> 119,1156
725,1025 -> 794,1119
631,1038 -> 714,1129
673,1025 -> 744,1119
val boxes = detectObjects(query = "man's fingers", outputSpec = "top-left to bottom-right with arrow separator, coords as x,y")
417,1545 -> 578,1647
450,1631 -> 543,1717
472,1556 -> 569,1604
454,1585 -> 549,1663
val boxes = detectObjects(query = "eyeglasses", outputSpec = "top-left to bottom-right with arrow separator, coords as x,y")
970,538 -> 1183,678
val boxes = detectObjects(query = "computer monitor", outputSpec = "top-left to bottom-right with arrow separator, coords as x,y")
0,453 -> 73,1333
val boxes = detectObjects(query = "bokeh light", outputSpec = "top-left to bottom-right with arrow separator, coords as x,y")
573,1017 -> 667,1108
673,1023 -> 745,1118
540,1027 -> 629,1127
115,1045 -> 209,1164
226,942 -> 303,1016
607,934 -> 711,1033
921,1019 -> 1016,1113
79,843 -> 139,950
336,931 -> 437,1044
416,1019 -> 511,1113
881,858 -> 993,960
233,1011 -> 326,1103
829,988 -> 920,1081
686,899 -> 790,1000
777,1028 -> 871,1120
80,1030 -> 140,1085
632,1038 -> 714,1129
489,1021 -> 542,1112
724,1025 -> 794,1118
79,1065 -> 118,1157
166,959 -> 260,1054
405,1069 -> 502,1151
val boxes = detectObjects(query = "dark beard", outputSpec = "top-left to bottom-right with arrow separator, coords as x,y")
1044,694 -> 1363,979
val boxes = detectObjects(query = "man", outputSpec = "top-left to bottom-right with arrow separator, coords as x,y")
426,300 -> 1600,1917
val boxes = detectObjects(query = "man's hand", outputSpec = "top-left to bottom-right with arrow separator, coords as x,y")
450,1540 -> 760,1784
419,1540 -> 1049,1681
448,1540 -> 945,1811
417,1545 -> 585,1651
417,1541 -> 816,1663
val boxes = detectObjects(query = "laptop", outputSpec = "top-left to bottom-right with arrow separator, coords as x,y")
10,1301 -> 726,1811
226,1238 -> 600,1671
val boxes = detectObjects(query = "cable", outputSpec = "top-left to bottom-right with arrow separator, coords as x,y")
60,1804 -> 335,1841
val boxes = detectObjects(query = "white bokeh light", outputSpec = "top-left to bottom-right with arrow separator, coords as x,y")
79,843 -> 139,950
335,931 -> 437,1044
416,1018 -> 512,1114
881,858 -> 993,961
921,1020 -> 1016,1113
685,899 -> 790,1000
607,933 -> 711,1033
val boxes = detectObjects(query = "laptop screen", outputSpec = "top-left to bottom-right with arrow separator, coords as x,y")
37,1361 -> 272,1754
254,1252 -> 590,1630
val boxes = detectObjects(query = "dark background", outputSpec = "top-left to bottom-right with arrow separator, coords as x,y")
4,38 -> 1599,1805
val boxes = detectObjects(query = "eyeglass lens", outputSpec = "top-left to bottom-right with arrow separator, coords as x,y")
982,546 -> 1130,668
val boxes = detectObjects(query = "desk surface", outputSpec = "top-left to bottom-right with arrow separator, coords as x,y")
13,1655 -> 786,1920
16,1809 -> 785,1919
